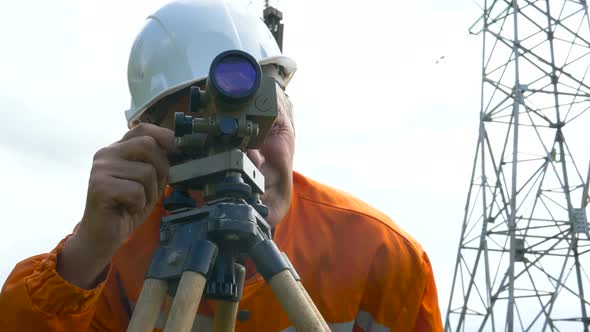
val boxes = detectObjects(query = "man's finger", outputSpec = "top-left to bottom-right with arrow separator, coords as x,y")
97,160 -> 160,207
87,173 -> 147,215
120,122 -> 177,153
109,136 -> 171,183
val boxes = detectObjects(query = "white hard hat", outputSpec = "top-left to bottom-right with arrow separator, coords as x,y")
125,0 -> 297,126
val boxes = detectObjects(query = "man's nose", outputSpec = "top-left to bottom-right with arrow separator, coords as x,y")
246,149 -> 265,169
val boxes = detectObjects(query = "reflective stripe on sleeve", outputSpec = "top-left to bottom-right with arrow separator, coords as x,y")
278,310 -> 389,332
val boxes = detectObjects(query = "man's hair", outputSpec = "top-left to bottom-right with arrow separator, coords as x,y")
276,83 -> 295,134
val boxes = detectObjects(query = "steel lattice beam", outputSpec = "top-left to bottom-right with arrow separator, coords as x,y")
446,0 -> 590,331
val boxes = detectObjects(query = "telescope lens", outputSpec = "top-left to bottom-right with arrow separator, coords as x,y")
212,55 -> 257,97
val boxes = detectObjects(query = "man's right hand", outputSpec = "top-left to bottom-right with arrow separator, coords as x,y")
57,123 -> 177,289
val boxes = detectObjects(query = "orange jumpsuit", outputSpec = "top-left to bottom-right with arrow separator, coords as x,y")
0,172 -> 442,331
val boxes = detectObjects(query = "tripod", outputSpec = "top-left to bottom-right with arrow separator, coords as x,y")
126,149 -> 330,332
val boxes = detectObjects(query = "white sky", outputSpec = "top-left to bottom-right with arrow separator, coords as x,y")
0,0 -> 484,318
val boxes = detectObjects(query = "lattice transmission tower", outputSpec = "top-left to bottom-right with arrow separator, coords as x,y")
445,0 -> 590,331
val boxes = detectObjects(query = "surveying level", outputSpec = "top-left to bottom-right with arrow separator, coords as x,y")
173,50 -> 278,163
127,50 -> 329,332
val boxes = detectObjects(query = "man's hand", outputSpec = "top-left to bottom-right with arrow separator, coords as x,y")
57,123 -> 176,288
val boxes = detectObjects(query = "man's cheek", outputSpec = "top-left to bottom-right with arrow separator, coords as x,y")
266,139 -> 294,165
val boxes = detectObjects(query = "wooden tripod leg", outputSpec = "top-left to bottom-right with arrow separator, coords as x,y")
163,271 -> 208,332
213,263 -> 245,332
127,278 -> 167,332
268,270 -> 328,332
296,281 -> 331,331
213,301 -> 239,332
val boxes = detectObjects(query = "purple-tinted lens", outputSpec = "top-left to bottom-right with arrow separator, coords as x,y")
213,56 -> 257,96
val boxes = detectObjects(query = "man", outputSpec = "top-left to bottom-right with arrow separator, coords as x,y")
0,0 -> 443,331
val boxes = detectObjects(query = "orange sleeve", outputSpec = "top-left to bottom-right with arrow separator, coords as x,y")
413,253 -> 443,332
0,237 -> 114,332
355,231 -> 443,332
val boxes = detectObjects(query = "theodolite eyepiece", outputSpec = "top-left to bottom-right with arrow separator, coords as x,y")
209,50 -> 262,102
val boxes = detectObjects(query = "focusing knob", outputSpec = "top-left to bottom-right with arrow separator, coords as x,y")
219,117 -> 238,135
174,112 -> 193,137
